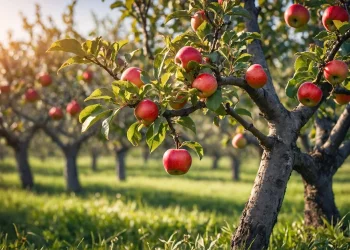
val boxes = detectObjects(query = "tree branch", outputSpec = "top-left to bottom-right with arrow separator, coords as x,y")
293,149 -> 319,185
224,103 -> 274,149
163,101 -> 206,118
243,0 -> 288,122
292,29 -> 350,127
322,104 -> 350,155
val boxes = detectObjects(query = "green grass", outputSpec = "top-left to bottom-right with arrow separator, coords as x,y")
0,149 -> 350,249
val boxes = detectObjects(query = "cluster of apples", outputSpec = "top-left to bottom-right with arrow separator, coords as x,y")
22,72 -> 83,119
284,4 -> 350,107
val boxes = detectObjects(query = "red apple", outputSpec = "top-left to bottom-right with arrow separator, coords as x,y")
134,99 -> 159,126
334,94 -> 350,105
163,149 -> 192,175
24,88 -> 40,102
0,84 -> 10,94
297,82 -> 323,107
232,133 -> 247,149
245,64 -> 268,89
170,95 -> 188,110
191,10 -> 206,32
38,73 -> 52,87
49,107 -> 64,120
191,73 -> 218,98
82,70 -> 94,83
218,0 -> 223,4
322,6 -> 349,32
324,60 -> 348,85
174,46 -> 202,71
284,4 -> 310,28
121,67 -> 144,88
66,100 -> 81,116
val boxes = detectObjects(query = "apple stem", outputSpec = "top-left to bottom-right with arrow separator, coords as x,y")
165,116 -> 181,149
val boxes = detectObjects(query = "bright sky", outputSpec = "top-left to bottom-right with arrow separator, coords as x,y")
0,0 -> 116,41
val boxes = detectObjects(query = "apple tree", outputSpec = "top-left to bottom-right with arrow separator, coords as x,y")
49,0 -> 350,249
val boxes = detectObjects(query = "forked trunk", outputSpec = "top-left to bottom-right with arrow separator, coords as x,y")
63,144 -> 81,192
304,178 -> 340,227
116,148 -> 128,181
231,143 -> 294,249
14,142 -> 34,189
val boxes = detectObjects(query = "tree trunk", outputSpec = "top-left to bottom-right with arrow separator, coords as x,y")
14,142 -> 34,189
63,144 -> 81,192
116,148 -> 128,181
304,178 -> 340,227
211,153 -> 220,169
231,143 -> 294,249
91,150 -> 98,172
231,157 -> 240,181
142,145 -> 149,165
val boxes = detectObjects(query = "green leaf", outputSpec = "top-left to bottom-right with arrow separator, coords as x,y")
85,88 -> 115,102
79,104 -> 102,123
295,51 -> 319,63
196,22 -> 211,41
125,0 -> 134,10
47,39 -> 86,57
180,141 -> 204,160
125,49 -> 141,63
206,89 -> 223,112
160,73 -> 172,87
234,108 -> 252,118
110,1 -> 123,9
228,6 -> 251,19
165,10 -> 190,24
235,53 -> 252,64
333,20 -> 350,34
140,71 -> 152,85
294,56 -> 308,72
82,109 -> 112,133
176,117 -> 196,134
127,122 -> 142,146
58,56 -> 89,72
101,108 -> 120,140
146,122 -> 167,152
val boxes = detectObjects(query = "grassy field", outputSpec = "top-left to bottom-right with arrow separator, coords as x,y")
0,149 -> 350,249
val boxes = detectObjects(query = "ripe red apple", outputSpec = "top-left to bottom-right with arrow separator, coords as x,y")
24,88 -> 40,102
297,82 -> 323,107
38,73 -> 52,87
163,149 -> 192,175
174,46 -> 202,71
284,4 -> 310,28
191,73 -> 218,98
82,70 -> 94,83
191,10 -> 206,32
66,100 -> 81,116
324,60 -> 348,85
322,6 -> 349,32
0,84 -> 10,94
49,107 -> 64,120
218,0 -> 223,4
121,67 -> 144,88
170,95 -> 188,110
245,64 -> 268,89
134,99 -> 159,126
334,94 -> 350,105
232,133 -> 247,149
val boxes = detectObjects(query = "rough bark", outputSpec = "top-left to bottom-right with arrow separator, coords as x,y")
116,147 -> 128,181
14,142 -> 34,189
63,144 -> 81,192
231,157 -> 240,181
231,143 -> 294,249
304,178 -> 340,227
